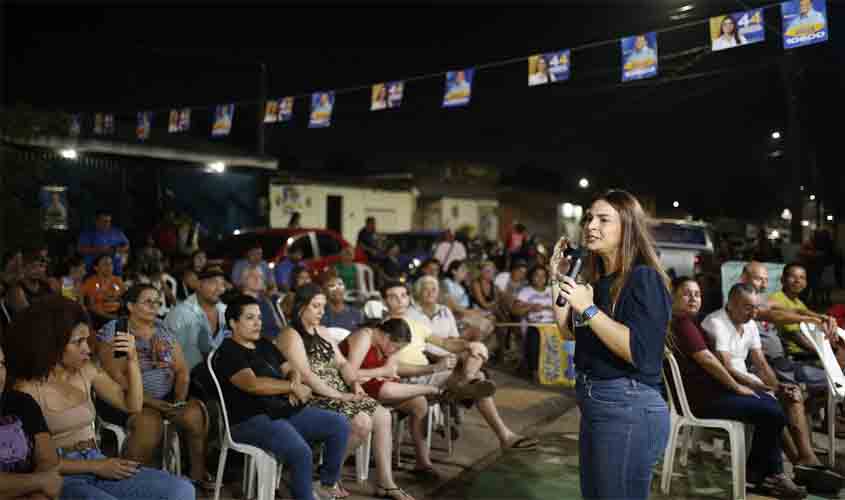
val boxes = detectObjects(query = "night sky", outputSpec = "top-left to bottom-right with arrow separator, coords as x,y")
4,1 -> 844,219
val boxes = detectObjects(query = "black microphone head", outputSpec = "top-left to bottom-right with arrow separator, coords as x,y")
564,246 -> 586,260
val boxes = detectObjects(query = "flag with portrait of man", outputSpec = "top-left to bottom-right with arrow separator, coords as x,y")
212,104 -> 234,137
621,32 -> 658,81
264,97 -> 294,123
309,92 -> 334,128
781,0 -> 829,49
443,68 -> 474,108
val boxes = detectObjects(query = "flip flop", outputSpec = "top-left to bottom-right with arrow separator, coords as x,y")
504,436 -> 538,450
411,466 -> 442,481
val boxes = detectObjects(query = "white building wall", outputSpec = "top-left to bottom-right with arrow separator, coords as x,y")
270,184 -> 414,244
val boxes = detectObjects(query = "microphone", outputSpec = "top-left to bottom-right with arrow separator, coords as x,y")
556,247 -> 585,307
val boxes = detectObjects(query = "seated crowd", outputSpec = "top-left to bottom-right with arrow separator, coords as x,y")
5,208 -> 844,500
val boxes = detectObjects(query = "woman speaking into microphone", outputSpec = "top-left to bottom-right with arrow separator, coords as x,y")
553,189 -> 671,500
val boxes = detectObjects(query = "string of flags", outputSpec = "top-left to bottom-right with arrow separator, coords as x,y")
69,0 -> 830,140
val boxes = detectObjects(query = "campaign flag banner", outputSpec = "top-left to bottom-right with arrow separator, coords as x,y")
212,104 -> 234,137
710,9 -> 765,51
136,112 -> 152,140
528,50 -> 570,86
94,113 -> 104,135
103,114 -> 114,135
177,108 -> 191,132
264,97 -> 294,123
621,32 -> 658,81
443,68 -> 474,108
309,92 -> 334,128
40,185 -> 69,231
168,110 -> 180,132
782,0 -> 829,49
371,81 -> 404,111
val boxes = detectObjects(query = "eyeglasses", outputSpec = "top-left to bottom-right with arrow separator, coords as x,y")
327,282 -> 345,290
136,299 -> 163,308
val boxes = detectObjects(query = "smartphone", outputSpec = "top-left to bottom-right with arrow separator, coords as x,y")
172,401 -> 188,408
114,317 -> 128,358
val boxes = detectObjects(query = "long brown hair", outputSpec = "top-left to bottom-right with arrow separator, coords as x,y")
581,189 -> 671,310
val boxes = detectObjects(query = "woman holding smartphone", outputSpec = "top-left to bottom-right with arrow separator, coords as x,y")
96,284 -> 213,493
5,295 -> 194,499
553,190 -> 672,500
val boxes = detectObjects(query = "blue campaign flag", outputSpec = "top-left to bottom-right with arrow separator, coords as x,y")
710,9 -> 765,51
212,104 -> 234,137
309,92 -> 334,128
443,68 -> 474,108
782,0 -> 829,49
621,32 -> 658,82
136,111 -> 152,140
528,50 -> 570,86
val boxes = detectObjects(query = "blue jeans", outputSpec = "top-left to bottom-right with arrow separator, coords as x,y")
231,407 -> 350,500
59,448 -> 195,500
697,390 -> 785,482
576,374 -> 670,500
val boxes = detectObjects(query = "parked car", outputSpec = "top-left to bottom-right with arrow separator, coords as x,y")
651,219 -> 715,280
381,230 -> 444,276
208,228 -> 366,284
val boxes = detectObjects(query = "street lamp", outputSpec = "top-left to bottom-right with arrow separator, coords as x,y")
208,161 -> 225,173
59,149 -> 78,160
809,194 -> 816,201
827,215 -> 834,222
672,201 -> 679,208
578,178 -> 589,189
771,131 -> 781,140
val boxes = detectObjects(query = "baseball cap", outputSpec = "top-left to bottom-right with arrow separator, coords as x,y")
362,300 -> 388,327
198,265 -> 226,280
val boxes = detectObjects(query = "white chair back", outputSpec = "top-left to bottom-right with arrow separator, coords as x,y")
324,327 -> 352,344
799,322 -> 845,397
663,349 -> 695,420
207,349 -> 237,449
356,263 -> 380,299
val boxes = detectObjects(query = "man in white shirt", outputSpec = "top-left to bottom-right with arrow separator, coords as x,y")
703,282 -> 830,472
433,230 -> 467,271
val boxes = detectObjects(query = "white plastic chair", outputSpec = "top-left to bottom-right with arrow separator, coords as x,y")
799,322 -> 845,467
95,415 -> 180,475
323,327 -> 352,345
207,349 -> 280,500
392,402 -> 447,467
344,264 -> 382,303
661,350 -> 747,500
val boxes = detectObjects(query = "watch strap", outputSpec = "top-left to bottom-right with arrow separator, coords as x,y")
582,305 -> 600,323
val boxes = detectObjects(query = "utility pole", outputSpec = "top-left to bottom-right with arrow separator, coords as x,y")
257,62 -> 267,155
780,53 -> 804,244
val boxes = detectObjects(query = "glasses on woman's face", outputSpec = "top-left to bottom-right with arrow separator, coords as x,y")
327,282 -> 345,290
137,299 -> 163,309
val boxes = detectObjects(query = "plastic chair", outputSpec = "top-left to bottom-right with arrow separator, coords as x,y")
344,264 -> 382,303
95,416 -> 181,475
207,349 -> 280,500
323,327 -> 351,345
799,322 -> 845,467
392,403 -> 442,468
661,350 -> 747,500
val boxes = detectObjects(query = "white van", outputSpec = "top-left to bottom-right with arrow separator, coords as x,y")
651,219 -> 714,279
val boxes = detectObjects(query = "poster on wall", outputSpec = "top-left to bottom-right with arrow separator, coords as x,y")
40,185 -> 69,230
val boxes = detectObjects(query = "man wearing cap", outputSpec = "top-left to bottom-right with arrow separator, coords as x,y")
381,280 -> 539,451
165,265 -> 229,371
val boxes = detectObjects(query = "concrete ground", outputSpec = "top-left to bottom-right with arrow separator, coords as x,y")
199,366 -> 576,500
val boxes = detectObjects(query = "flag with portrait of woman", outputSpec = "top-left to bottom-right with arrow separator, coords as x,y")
528,50 -> 570,87
709,9 -> 765,51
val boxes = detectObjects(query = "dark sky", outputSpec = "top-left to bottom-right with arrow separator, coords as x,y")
4,1 -> 844,219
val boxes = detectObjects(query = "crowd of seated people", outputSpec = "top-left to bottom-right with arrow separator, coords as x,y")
9,205 -> 845,500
